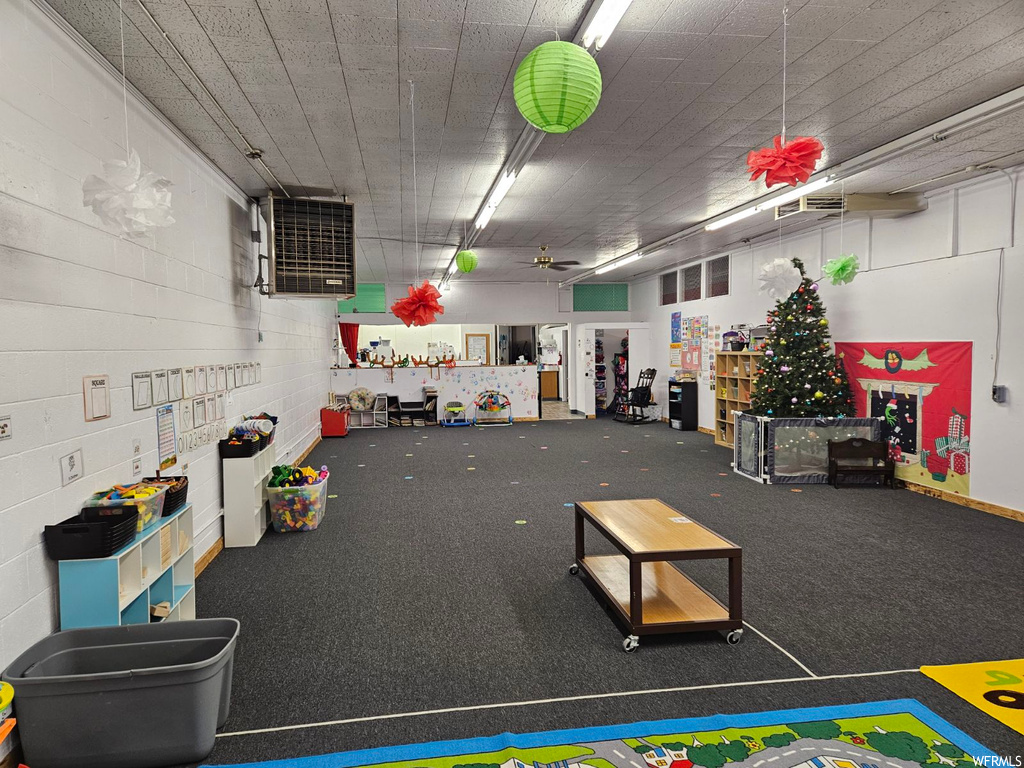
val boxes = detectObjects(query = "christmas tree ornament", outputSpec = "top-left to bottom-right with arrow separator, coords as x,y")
791,397 -> 798,403
810,283 -> 819,291
814,391 -> 824,399
759,257 -> 803,300
747,135 -> 824,188
823,253 -> 860,285
780,339 -> 787,345
819,318 -> 829,326
765,349 -> 774,357
787,315 -> 794,320
806,303 -> 813,310
514,41 -> 602,134
804,383 -> 811,389
780,365 -> 790,372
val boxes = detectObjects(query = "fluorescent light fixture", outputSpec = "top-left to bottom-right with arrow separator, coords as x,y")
705,206 -> 758,231
474,171 -> 517,229
474,205 -> 495,229
488,170 -> 516,208
703,176 -> 837,233
756,176 -> 836,211
595,251 -> 642,275
582,0 -> 634,51
446,261 -> 458,276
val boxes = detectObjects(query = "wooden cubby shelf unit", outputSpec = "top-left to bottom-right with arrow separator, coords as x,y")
714,350 -> 762,449
57,504 -> 196,629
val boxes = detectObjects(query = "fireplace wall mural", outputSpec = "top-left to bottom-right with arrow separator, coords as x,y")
836,342 -> 972,496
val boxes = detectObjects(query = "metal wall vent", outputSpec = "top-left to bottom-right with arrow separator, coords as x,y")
775,192 -> 926,221
775,193 -> 846,219
260,192 -> 355,299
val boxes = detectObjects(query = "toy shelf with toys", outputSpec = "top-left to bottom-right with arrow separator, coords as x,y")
57,504 -> 195,630
714,351 -> 761,449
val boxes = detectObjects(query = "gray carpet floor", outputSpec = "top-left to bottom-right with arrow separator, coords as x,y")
195,420 -> 1024,765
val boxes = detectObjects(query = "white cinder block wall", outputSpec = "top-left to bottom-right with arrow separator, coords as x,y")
0,0 -> 334,667
631,170 -> 1023,513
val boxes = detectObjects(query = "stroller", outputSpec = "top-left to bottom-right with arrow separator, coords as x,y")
440,401 -> 471,427
614,368 -> 657,424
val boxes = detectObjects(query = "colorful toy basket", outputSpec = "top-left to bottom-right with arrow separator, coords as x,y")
82,483 -> 167,532
267,474 -> 329,533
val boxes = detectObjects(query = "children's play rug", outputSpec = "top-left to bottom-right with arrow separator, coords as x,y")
923,659 -> 1024,736
207,700 -> 998,768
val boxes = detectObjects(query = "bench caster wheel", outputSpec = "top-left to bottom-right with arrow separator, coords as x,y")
726,629 -> 743,645
569,564 -> 579,575
623,635 -> 640,653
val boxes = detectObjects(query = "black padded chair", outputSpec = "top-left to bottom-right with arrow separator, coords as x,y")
614,368 -> 657,424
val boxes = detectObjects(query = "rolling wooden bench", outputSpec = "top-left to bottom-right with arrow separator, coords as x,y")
827,437 -> 896,489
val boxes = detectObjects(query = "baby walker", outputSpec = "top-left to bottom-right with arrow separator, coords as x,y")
472,390 -> 513,426
440,401 -> 471,427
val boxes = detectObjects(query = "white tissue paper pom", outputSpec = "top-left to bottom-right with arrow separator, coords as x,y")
82,149 -> 174,236
759,257 -> 803,301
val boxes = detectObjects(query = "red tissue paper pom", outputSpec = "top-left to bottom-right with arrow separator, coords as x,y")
747,135 -> 824,188
391,280 -> 445,327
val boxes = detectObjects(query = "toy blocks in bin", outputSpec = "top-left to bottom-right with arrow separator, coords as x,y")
142,476 -> 188,515
82,483 -> 167,532
267,465 -> 330,532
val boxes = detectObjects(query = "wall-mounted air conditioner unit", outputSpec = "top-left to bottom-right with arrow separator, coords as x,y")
775,192 -> 926,221
258,192 -> 355,298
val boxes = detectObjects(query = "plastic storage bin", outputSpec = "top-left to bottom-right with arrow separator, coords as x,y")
268,476 -> 328,532
43,509 -> 139,561
142,476 -> 188,516
83,484 -> 167,532
1,618 -> 239,768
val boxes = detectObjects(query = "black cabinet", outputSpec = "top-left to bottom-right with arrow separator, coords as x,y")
668,379 -> 698,430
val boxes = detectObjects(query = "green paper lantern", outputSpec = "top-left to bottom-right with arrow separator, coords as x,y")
513,41 -> 602,134
455,249 -> 478,274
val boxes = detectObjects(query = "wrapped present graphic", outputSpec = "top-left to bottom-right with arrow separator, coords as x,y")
928,454 -> 950,482
935,436 -> 951,457
951,450 -> 969,475
920,449 -> 930,469
948,409 -> 967,441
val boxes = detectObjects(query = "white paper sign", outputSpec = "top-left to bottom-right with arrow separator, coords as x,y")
83,375 -> 110,421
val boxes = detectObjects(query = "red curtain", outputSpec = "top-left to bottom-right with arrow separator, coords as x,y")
339,323 -> 359,367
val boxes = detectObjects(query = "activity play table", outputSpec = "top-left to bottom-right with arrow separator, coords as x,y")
571,498 -> 743,652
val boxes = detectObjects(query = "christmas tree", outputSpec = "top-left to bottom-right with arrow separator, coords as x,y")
750,258 -> 855,418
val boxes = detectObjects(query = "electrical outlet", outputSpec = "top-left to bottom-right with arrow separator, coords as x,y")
992,385 -> 1008,403
0,415 -> 11,441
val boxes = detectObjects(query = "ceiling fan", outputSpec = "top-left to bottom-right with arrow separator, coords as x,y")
517,245 -> 581,272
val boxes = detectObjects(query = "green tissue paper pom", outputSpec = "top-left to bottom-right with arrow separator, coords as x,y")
823,254 -> 860,285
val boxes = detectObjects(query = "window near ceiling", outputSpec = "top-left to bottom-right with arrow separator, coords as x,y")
706,255 -> 730,297
659,272 -> 678,305
682,264 -> 702,302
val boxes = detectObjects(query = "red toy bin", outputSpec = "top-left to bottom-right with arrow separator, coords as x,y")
321,407 -> 349,437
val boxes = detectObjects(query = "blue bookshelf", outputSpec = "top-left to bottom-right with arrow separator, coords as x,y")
58,504 -> 196,629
